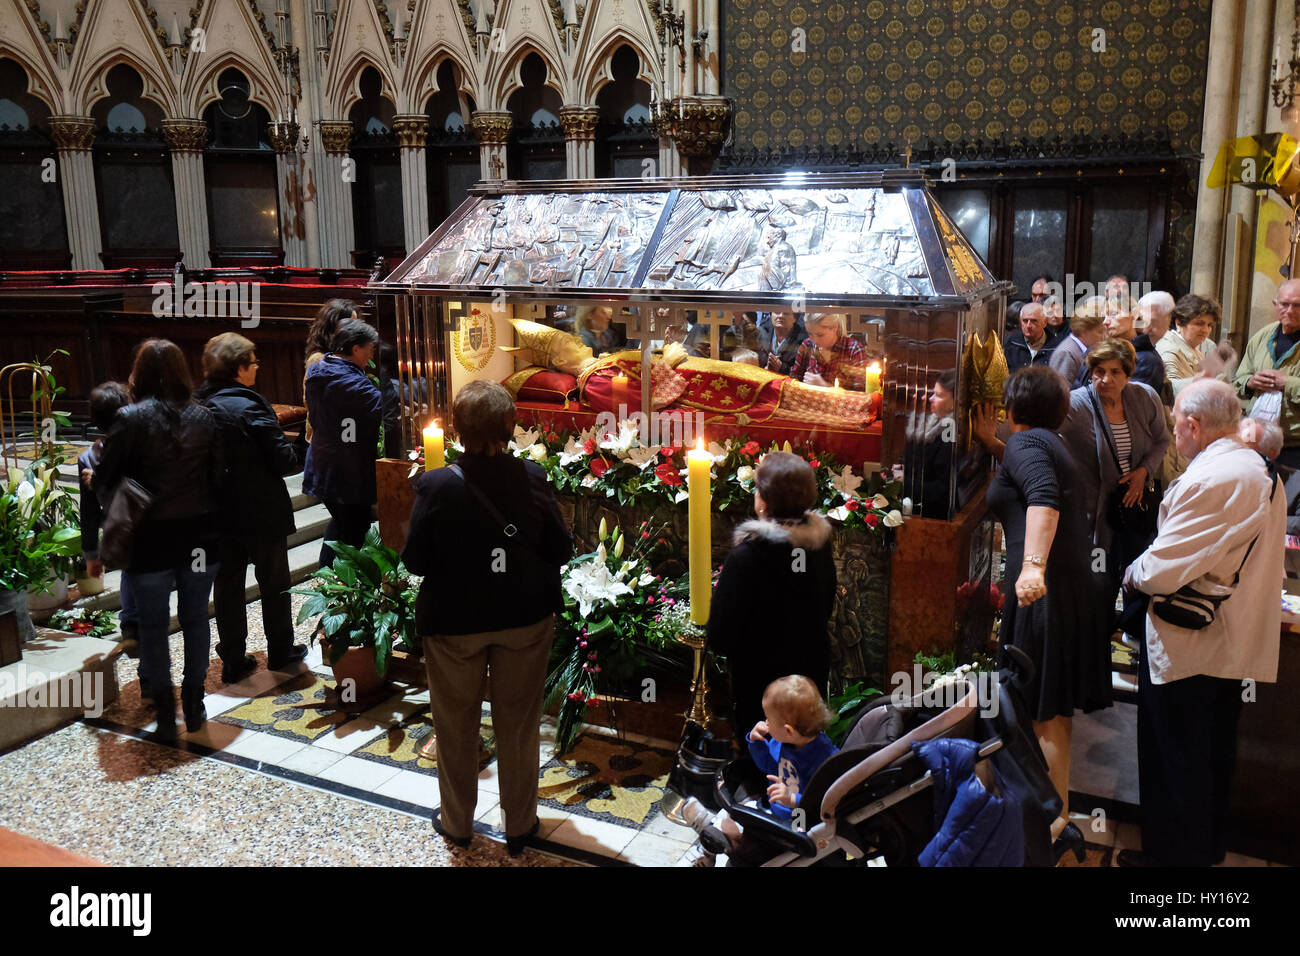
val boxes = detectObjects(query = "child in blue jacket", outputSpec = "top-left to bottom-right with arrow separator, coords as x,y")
678,675 -> 838,865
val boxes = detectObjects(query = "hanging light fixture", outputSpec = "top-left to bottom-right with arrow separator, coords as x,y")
1272,1 -> 1300,127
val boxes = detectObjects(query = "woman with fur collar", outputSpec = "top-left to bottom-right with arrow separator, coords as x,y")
709,452 -> 838,746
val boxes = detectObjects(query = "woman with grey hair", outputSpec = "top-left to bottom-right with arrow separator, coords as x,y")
789,312 -> 866,388
403,380 -> 572,855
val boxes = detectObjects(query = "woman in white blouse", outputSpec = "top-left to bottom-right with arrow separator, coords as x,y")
1156,294 -> 1221,396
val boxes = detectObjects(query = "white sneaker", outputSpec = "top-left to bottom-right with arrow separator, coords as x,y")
680,797 -> 714,833
675,842 -> 716,867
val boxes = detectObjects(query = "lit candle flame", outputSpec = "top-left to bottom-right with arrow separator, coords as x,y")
867,362 -> 883,374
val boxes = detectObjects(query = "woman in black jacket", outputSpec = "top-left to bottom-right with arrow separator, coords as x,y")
94,339 -> 222,740
402,380 -> 572,855
708,451 -> 837,746
302,318 -> 383,566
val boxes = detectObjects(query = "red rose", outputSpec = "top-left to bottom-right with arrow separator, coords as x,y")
741,441 -> 760,457
590,456 -> 611,478
864,513 -> 879,528
809,458 -> 820,468
655,462 -> 684,486
845,499 -> 859,511
583,438 -> 597,455
547,432 -> 559,444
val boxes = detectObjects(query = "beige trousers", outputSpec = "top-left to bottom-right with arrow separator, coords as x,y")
423,616 -> 554,840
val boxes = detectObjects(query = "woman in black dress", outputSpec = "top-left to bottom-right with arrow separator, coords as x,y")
975,365 -> 1112,862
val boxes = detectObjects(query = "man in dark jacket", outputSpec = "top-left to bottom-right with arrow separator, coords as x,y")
197,333 -> 307,683
1003,303 -> 1055,374
756,311 -> 807,376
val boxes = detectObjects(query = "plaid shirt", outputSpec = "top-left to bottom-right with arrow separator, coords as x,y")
790,335 -> 866,389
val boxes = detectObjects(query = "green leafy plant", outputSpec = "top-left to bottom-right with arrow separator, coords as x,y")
290,525 -> 418,678
543,519 -> 692,754
826,681 -> 883,743
0,464 -> 81,593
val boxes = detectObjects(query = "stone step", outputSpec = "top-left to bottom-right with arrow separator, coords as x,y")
80,538 -> 323,633
0,633 -> 120,752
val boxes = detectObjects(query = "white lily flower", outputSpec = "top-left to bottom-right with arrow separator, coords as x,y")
826,504 -> 852,522
871,493 -> 890,509
674,488 -> 690,504
563,559 -> 634,618
883,509 -> 904,527
638,572 -> 655,587
600,420 -> 641,456
625,445 -> 661,470
829,465 -> 863,498
558,436 -> 589,467
597,542 -> 607,562
509,425 -> 541,452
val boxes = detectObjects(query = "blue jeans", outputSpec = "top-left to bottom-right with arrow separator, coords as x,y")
127,562 -> 219,697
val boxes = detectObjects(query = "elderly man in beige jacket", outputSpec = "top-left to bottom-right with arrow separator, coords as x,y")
1120,379 -> 1284,866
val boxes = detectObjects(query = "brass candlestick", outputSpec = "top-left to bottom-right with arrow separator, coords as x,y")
675,629 -> 712,725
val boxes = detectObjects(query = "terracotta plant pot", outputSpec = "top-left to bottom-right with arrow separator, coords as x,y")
320,638 -> 392,701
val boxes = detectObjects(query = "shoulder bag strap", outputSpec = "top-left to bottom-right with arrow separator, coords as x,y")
1087,385 -> 1125,475
1226,457 -> 1281,589
447,462 -> 539,556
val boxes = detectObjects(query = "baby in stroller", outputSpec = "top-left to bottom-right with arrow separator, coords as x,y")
668,647 -> 1063,866
677,675 -> 839,866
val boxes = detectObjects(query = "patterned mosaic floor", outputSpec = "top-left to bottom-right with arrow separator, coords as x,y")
94,642 -> 700,866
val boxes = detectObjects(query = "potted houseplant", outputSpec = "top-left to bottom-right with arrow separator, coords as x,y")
0,464 -> 81,643
291,526 -> 418,701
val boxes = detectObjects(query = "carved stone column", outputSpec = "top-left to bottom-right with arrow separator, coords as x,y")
394,114 -> 429,254
160,119 -> 211,268
48,116 -> 102,270
269,122 -> 309,267
1190,2 -> 1245,313
559,106 -> 600,179
667,95 -> 731,176
316,121 -> 356,267
470,111 -> 512,180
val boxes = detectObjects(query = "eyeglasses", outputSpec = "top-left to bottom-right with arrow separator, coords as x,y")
246,360 -> 260,368
1276,301 -> 1300,310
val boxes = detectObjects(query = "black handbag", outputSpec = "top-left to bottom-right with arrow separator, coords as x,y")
1089,386 -> 1161,536
99,477 -> 154,571
1151,458 -> 1279,630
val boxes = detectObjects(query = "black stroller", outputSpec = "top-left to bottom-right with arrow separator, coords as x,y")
677,648 -> 1062,867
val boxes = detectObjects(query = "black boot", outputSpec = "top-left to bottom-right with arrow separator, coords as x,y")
153,693 -> 178,742
181,685 -> 206,734
267,643 -> 309,671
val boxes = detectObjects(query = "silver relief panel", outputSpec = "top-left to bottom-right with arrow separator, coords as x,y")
400,192 -> 668,289
641,188 -> 933,298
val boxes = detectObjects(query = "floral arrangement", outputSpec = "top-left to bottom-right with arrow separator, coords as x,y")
410,420 -> 909,539
0,462 -> 80,593
543,519 -> 700,754
47,606 -> 118,637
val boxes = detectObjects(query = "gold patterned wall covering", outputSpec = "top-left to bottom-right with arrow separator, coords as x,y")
723,0 -> 1213,288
